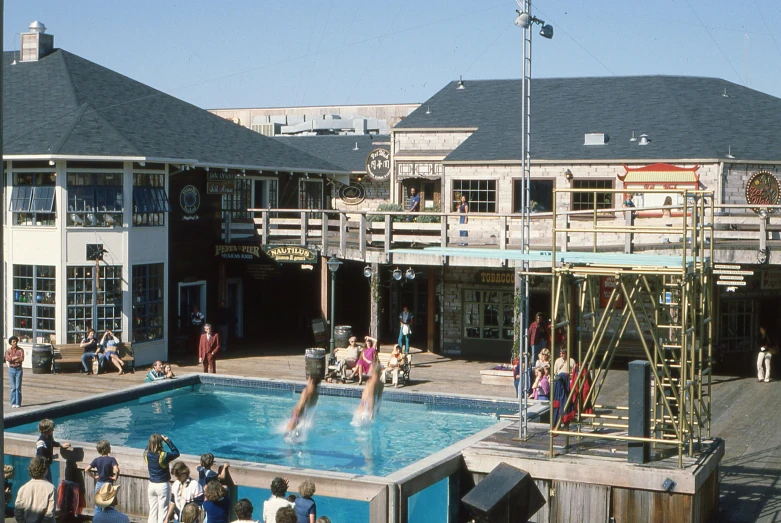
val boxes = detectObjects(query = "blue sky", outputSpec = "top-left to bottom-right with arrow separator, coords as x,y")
6,1 -> 781,109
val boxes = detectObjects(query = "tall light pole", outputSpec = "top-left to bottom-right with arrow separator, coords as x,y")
326,257 -> 342,359
515,1 -> 553,440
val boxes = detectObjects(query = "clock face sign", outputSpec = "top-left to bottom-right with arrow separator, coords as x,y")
180,185 -> 201,215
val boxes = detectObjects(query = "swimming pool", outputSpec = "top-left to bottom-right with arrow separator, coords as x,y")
4,375 -> 531,523
9,383 -> 514,477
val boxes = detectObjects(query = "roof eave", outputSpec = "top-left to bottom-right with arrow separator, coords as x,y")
442,157 -> 781,165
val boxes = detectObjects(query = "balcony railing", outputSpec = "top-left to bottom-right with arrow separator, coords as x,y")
248,199 -> 780,262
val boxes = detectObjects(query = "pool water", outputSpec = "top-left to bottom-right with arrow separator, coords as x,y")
9,384 -> 511,477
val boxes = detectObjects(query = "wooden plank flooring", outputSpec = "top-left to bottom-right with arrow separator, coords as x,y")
1,344 -> 777,522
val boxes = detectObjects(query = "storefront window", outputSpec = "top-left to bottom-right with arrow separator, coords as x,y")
66,266 -> 123,343
223,179 -> 253,220
133,173 -> 171,226
463,290 -> 514,340
513,179 -> 554,213
12,265 -> 56,342
10,172 -> 56,226
572,179 -> 613,211
452,180 -> 496,213
299,179 -> 323,209
132,263 -> 164,343
67,173 -> 123,227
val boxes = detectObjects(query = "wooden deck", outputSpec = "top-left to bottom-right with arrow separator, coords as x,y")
2,344 -> 777,522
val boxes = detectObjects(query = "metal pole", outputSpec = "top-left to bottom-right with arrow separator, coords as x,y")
329,269 -> 336,359
518,0 -> 533,441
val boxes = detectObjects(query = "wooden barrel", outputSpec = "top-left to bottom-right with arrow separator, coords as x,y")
334,325 -> 353,349
32,344 -> 53,375
305,348 -> 326,381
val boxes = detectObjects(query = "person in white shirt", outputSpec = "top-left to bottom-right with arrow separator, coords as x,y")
167,462 -> 203,522
553,347 -> 576,377
262,477 -> 293,523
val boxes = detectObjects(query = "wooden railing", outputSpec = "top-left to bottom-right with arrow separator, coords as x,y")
247,203 -> 781,261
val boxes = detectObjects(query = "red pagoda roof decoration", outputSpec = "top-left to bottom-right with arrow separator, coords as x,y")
618,163 -> 700,184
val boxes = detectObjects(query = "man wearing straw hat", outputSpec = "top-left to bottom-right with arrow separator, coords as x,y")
92,483 -> 129,523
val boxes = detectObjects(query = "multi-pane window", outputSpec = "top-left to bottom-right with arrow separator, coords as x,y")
132,263 -> 164,343
133,173 -> 171,226
452,180 -> 497,213
254,179 -> 278,209
67,173 -> 123,227
66,266 -> 123,343
572,179 -> 613,211
299,180 -> 323,209
12,265 -> 56,343
513,179 -> 555,213
463,290 -> 514,340
10,172 -> 56,226
223,179 -> 253,220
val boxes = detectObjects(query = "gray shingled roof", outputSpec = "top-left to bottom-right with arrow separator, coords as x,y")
396,76 -> 781,162
3,50 -> 346,173
273,135 -> 389,172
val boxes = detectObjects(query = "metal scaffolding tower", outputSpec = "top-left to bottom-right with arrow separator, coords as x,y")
547,188 -> 714,467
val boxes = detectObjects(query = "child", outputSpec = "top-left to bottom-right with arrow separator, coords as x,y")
202,480 -> 230,523
4,465 -> 14,517
35,419 -> 71,482
84,440 -> 119,513
197,453 -> 229,488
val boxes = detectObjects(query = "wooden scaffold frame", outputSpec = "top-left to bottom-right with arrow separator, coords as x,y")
546,189 -> 715,468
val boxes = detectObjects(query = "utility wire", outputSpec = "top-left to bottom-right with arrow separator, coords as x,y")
683,0 -> 743,83
751,0 -> 781,62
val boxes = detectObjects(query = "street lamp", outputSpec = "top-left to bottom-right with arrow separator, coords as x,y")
515,0 -> 552,441
326,257 -> 343,358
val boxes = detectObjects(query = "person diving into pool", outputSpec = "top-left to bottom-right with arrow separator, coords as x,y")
353,360 -> 384,424
286,376 -> 320,442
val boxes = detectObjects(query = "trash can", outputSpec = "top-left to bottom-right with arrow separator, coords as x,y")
334,325 -> 353,349
305,348 -> 326,381
32,344 -> 53,374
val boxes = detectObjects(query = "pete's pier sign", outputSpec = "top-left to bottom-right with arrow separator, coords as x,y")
214,244 -> 261,260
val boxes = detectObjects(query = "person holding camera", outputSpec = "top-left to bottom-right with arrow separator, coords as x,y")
101,330 -> 125,375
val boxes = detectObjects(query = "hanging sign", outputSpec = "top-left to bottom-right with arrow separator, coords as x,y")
207,172 -> 235,181
215,244 -> 261,260
474,271 -> 514,285
339,183 -> 366,205
366,148 -> 391,180
207,182 -> 235,194
745,171 -> 780,212
263,245 -> 317,263
761,269 -> 781,290
180,185 -> 201,218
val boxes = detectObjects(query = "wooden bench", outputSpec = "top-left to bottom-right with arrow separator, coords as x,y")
53,342 -> 134,374
328,347 -> 411,385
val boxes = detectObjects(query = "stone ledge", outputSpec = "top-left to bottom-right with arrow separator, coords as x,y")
480,368 -> 514,386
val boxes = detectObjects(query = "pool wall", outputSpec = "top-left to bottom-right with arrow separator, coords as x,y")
4,374 -> 525,523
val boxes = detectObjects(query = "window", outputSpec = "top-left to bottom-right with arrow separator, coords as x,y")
223,179 -> 253,220
12,265 -> 56,343
133,173 -> 171,226
11,172 -> 56,226
452,180 -> 497,213
66,266 -> 123,343
132,263 -> 164,343
254,179 -> 278,209
572,179 -> 613,211
463,290 -> 515,341
67,173 -> 123,227
299,179 -> 323,209
513,179 -> 555,213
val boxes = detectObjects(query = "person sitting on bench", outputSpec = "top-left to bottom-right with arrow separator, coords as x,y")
336,337 -> 361,382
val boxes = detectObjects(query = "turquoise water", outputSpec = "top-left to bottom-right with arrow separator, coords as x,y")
8,384 -> 510,477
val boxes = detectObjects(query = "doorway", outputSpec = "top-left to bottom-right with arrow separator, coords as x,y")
226,278 -> 243,339
178,281 -> 206,332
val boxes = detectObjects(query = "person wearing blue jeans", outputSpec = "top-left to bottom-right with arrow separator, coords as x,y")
398,305 -> 414,354
80,329 -> 105,374
5,336 -> 24,408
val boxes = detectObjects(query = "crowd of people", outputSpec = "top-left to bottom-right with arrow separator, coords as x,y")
11,420 -> 331,523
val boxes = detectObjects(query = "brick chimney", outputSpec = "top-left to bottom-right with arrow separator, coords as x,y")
20,21 -> 54,62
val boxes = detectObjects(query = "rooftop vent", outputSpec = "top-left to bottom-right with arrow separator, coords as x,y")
584,133 -> 608,146
638,134 -> 650,146
20,21 -> 54,62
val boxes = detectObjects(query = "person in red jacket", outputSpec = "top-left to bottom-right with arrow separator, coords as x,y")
198,324 -> 221,373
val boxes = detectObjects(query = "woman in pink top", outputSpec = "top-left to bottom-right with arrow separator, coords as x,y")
355,336 -> 377,385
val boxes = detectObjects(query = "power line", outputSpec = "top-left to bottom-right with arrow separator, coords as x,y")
751,0 -> 781,62
684,0 -> 743,83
